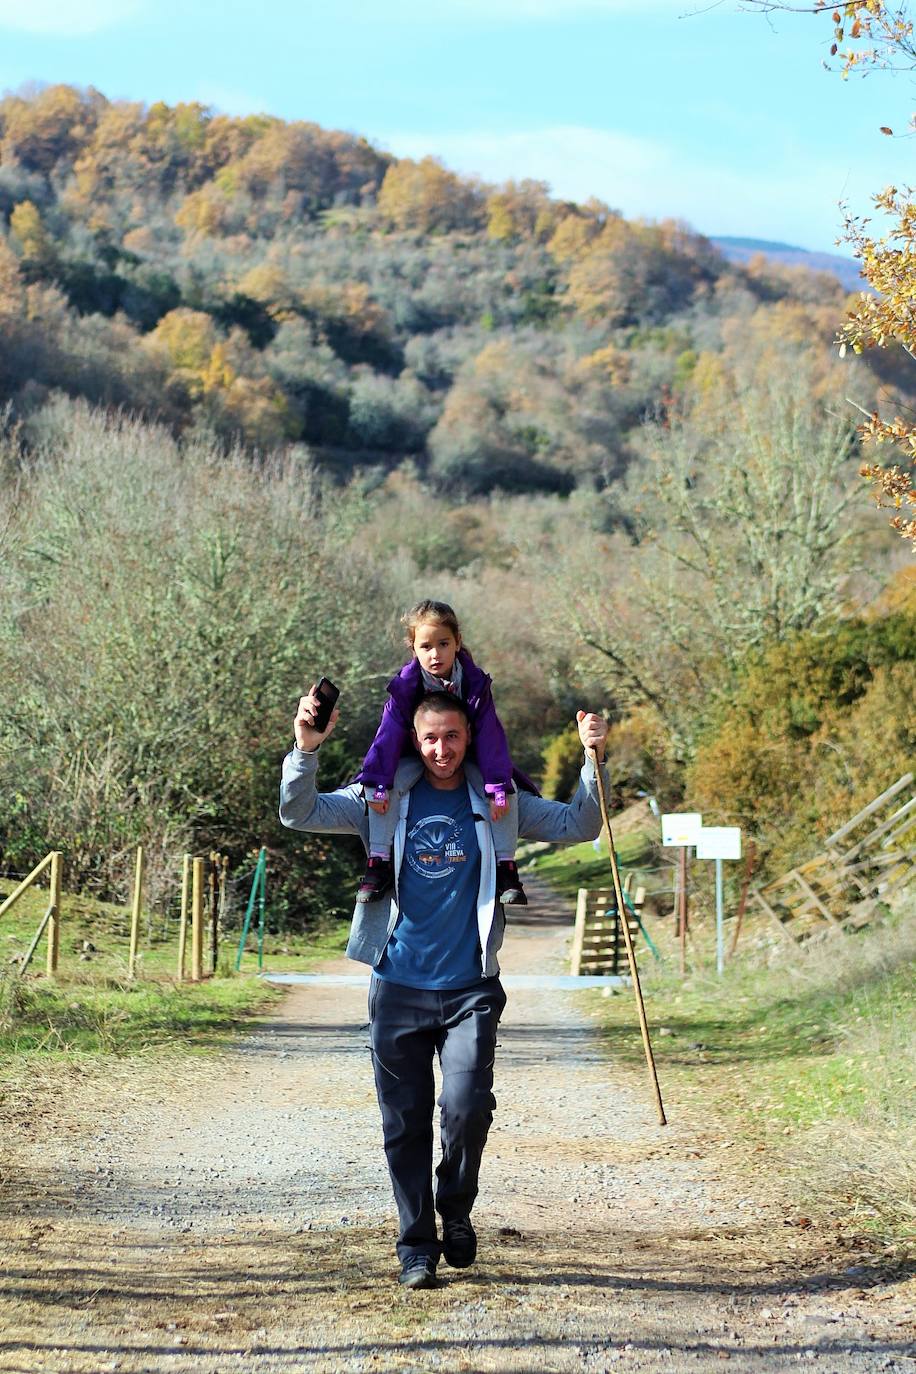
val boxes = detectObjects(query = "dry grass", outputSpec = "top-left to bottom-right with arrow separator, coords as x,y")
805,1120 -> 915,1237
585,893 -> 916,1251
0,1213 -> 887,1374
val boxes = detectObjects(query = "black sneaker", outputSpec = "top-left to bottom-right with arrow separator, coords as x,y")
442,1215 -> 477,1268
496,860 -> 528,907
398,1254 -> 438,1289
356,856 -> 394,904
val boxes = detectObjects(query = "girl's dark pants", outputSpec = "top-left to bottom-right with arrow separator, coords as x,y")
368,974 -> 507,1263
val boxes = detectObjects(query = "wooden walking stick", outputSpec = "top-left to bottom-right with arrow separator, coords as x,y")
587,746 -> 668,1126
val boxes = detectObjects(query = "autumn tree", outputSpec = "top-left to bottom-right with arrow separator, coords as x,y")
143,307 -> 294,444
223,121 -> 387,212
8,200 -> 56,269
70,99 -> 152,208
485,179 -> 558,242
377,156 -> 485,234
0,81 -> 878,494
0,83 -> 101,174
73,100 -> 251,212
547,200 -> 612,262
145,307 -> 218,393
0,239 -> 25,318
744,0 -> 916,545
564,217 -> 713,327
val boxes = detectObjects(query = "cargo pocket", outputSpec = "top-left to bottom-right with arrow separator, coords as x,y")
367,974 -> 380,1024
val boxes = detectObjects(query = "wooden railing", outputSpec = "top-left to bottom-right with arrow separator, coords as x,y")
751,773 -> 915,943
0,851 -> 63,974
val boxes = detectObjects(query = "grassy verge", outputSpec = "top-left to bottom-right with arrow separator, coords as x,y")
524,830 -> 655,901
535,843 -> 916,1251
249,918 -> 351,973
0,971 -> 280,1058
0,880 -> 349,1073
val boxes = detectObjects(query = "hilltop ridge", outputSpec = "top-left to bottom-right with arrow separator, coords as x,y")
711,236 -> 863,292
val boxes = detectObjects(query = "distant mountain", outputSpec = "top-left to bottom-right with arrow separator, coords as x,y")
711,236 -> 864,293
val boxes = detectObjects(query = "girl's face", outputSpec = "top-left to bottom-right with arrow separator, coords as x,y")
413,621 -> 460,679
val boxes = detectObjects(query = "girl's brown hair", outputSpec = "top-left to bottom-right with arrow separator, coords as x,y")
401,599 -> 462,650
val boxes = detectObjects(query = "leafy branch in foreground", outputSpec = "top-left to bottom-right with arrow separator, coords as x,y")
841,188 -> 916,543
741,2 -> 915,75
742,0 -> 916,546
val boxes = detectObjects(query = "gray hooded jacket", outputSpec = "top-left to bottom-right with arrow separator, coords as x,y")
279,747 -> 607,974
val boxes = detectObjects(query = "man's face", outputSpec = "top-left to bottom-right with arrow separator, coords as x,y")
412,707 -> 471,788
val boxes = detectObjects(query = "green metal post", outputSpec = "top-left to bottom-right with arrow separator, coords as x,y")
235,847 -> 266,971
622,892 -> 662,962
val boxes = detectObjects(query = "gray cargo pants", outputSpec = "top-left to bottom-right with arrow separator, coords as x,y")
368,974 -> 507,1262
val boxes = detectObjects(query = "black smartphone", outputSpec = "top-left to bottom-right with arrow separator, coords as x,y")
311,677 -> 340,733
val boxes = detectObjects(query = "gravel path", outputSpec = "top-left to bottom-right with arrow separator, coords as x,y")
1,879 -> 913,1373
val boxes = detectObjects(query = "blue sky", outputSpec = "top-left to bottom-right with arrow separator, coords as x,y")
0,0 -> 904,253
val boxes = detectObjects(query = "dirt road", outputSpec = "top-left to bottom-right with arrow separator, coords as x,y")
1,881 -> 913,1373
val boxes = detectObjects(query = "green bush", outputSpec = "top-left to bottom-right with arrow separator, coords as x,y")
687,601 -> 916,873
541,723 -> 583,801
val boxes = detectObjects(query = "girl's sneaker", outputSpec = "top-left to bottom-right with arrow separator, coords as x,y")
357,855 -> 394,904
496,860 -> 527,906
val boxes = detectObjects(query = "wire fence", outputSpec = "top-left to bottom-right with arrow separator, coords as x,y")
0,847 -> 271,982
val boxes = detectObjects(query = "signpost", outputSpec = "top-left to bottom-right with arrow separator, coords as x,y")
695,826 -> 742,974
661,813 -> 702,847
661,814 -> 702,974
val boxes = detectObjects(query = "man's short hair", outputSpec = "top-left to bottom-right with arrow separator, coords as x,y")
413,691 -> 471,728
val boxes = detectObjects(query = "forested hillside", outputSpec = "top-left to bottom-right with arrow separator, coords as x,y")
1,82 -> 904,496
0,84 -> 913,923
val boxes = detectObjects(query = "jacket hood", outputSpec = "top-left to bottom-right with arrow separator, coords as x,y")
387,647 -> 490,711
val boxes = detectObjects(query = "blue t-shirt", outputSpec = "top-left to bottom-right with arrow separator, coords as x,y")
374,778 -> 483,989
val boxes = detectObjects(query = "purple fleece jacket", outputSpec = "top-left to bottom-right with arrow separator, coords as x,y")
356,647 -> 538,795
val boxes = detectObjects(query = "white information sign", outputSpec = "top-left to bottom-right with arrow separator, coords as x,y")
661,812 -> 702,847
695,826 -> 742,861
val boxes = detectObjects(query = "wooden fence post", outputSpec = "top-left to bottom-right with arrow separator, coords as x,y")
177,854 -> 190,981
191,857 -> 204,982
46,850 -> 63,976
569,889 -> 587,976
128,846 -> 144,979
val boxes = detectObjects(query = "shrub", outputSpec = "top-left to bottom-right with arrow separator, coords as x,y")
0,397 -> 403,922
687,609 -> 916,873
541,723 -> 583,801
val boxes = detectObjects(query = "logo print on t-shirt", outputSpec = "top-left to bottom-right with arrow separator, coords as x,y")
405,812 -> 469,881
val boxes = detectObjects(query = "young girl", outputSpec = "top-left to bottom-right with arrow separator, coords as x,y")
355,599 -> 531,906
